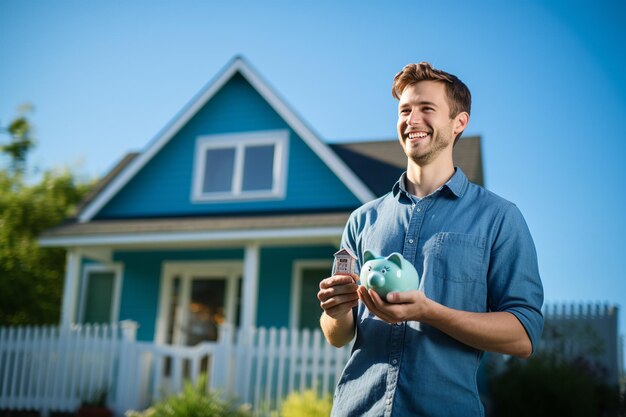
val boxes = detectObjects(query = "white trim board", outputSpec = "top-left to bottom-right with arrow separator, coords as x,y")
38,226 -> 344,248
78,56 -> 375,223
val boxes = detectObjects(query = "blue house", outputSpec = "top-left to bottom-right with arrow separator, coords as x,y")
39,56 -> 484,347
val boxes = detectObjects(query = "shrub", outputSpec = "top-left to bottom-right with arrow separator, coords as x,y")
489,355 -> 622,417
125,375 -> 251,417
278,390 -> 333,417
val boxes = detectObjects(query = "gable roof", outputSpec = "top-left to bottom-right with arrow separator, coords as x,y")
73,152 -> 140,216
79,136 -> 483,221
77,56 -> 376,223
330,136 -> 484,195
40,137 -> 485,248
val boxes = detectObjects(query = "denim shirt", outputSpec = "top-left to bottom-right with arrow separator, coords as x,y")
331,168 -> 544,417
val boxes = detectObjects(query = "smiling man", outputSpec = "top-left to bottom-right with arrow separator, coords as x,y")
318,62 -> 544,416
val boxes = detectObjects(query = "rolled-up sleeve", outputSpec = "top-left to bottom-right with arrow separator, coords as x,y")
487,203 -> 544,352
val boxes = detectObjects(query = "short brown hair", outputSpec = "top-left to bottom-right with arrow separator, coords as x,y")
392,62 -> 471,119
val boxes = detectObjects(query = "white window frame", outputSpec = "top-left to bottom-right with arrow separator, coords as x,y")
77,263 -> 123,324
289,260 -> 333,329
192,130 -> 289,202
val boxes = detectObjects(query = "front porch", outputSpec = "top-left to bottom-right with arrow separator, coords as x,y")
0,322 -> 351,416
39,212 -> 350,343
27,210 -> 354,416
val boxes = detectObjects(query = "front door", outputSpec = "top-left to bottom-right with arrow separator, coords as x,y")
158,262 -> 242,345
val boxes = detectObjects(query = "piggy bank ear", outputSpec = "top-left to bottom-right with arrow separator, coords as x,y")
363,250 -> 377,263
386,253 -> 403,268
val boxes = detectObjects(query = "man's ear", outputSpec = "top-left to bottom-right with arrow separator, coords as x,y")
453,112 -> 469,136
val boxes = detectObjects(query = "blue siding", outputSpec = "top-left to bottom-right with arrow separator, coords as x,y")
113,248 -> 244,341
256,245 -> 336,328
109,245 -> 335,339
96,73 -> 360,219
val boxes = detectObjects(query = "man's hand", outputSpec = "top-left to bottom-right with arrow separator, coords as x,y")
358,286 -> 429,323
318,274 -> 359,347
357,285 -> 532,357
318,274 -> 359,318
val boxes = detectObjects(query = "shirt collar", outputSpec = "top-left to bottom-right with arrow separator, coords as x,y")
446,167 -> 468,198
392,167 -> 468,200
392,172 -> 412,203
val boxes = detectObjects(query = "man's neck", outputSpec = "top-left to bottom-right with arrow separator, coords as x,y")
405,159 -> 455,198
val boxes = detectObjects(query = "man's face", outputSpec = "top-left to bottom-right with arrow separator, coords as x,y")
397,80 -> 463,166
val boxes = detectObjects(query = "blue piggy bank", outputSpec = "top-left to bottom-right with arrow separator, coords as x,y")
360,250 -> 420,300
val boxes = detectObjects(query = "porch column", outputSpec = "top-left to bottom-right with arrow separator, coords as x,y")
60,249 -> 81,329
241,244 -> 259,330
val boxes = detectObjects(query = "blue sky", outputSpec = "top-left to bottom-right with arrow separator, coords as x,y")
1,1 -> 625,353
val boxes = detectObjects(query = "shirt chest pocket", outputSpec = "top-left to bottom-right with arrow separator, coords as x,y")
432,232 -> 487,283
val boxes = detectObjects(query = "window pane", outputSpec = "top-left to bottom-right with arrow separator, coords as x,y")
234,277 -> 242,328
83,271 -> 115,324
299,267 -> 328,330
242,145 -> 275,191
187,278 -> 226,344
166,276 -> 181,345
203,148 -> 235,193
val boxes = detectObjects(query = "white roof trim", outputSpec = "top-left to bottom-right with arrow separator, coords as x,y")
38,226 -> 344,247
78,56 -> 375,223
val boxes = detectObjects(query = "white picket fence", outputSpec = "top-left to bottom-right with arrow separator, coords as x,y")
0,322 -> 351,416
0,322 -> 135,415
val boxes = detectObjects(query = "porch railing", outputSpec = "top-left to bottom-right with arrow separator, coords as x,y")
0,322 -> 351,416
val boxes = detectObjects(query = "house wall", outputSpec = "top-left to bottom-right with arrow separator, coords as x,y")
113,248 -> 244,341
96,73 -> 360,219
257,245 -> 336,327
105,245 -> 335,341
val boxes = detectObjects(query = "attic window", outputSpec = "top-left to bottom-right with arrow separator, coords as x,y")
192,130 -> 288,202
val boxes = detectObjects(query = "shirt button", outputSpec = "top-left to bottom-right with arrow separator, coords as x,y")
416,207 -> 421,212
392,359 -> 398,365
408,239 -> 414,244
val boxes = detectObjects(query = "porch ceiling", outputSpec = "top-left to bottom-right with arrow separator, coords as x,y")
38,212 -> 350,248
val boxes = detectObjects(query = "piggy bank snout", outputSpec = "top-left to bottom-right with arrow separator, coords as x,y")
367,271 -> 385,288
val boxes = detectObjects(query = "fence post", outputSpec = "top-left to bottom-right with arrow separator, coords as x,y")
113,321 -> 139,416
210,324 -> 232,393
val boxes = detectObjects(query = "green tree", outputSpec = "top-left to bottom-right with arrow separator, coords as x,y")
0,109 -> 93,325
1,104 -> 36,176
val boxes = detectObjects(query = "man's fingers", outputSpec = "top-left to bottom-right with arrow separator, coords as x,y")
317,274 -> 360,320
357,286 -> 398,323
319,274 -> 359,289
385,290 -> 418,304
320,292 -> 359,310
357,287 -> 378,314
317,282 -> 358,302
325,299 -> 358,318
